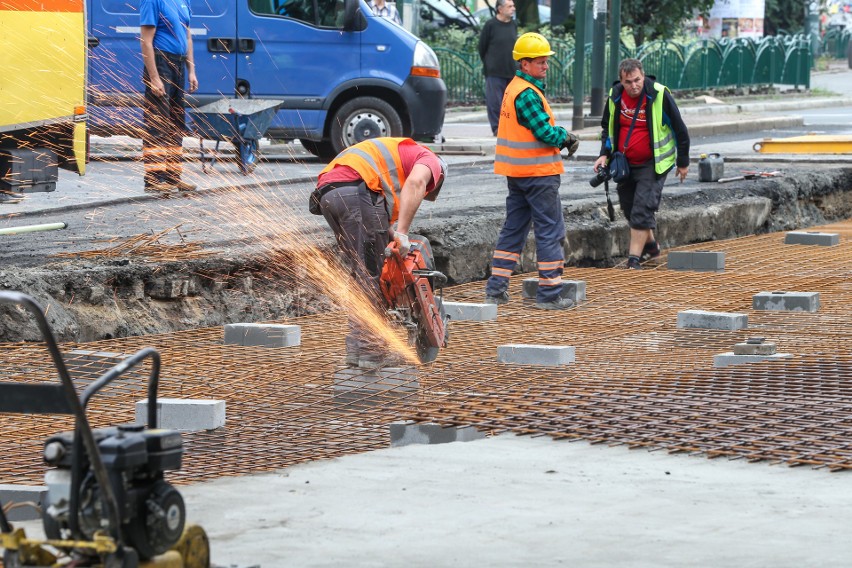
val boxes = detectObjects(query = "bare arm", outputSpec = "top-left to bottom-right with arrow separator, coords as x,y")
395,163 -> 432,235
186,27 -> 198,93
140,25 -> 164,97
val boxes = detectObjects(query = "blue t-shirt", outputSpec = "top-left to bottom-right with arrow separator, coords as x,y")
140,0 -> 191,56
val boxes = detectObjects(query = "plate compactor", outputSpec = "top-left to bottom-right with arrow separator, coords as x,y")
379,234 -> 449,364
0,291 -> 210,568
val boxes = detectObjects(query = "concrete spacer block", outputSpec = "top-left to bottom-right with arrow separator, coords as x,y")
677,310 -> 748,330
0,485 -> 46,521
497,344 -> 575,366
136,398 -> 225,432
224,323 -> 301,347
752,291 -> 820,312
389,421 -> 486,447
733,341 -> 777,355
521,278 -> 586,302
713,352 -> 794,368
784,231 -> 840,246
442,301 -> 497,321
667,251 -> 725,272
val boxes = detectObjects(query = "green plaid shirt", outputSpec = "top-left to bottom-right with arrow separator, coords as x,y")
514,70 -> 568,148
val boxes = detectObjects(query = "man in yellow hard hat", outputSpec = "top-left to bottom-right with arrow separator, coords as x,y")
485,32 -> 579,310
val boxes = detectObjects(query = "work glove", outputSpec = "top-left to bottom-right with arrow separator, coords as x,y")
561,133 -> 580,157
385,231 -> 410,257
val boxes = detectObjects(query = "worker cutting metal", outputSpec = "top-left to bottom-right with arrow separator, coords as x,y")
310,137 -> 447,369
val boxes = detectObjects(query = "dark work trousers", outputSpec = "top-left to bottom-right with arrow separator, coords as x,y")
143,50 -> 187,188
485,175 -> 565,303
616,161 -> 668,230
484,76 -> 511,136
319,183 -> 391,359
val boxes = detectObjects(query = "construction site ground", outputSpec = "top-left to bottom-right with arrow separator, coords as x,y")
1,65 -> 851,567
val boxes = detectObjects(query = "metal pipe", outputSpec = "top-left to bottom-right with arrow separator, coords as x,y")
571,0 -> 587,131
590,0 -> 607,117
608,0 -> 621,87
0,222 -> 67,235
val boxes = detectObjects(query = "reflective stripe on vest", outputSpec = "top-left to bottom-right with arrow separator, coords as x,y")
319,137 -> 414,223
494,76 -> 563,177
607,82 -> 676,175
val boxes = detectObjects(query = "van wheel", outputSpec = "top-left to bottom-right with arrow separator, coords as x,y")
330,97 -> 403,155
299,139 -> 337,161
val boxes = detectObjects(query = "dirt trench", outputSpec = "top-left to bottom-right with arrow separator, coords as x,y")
1,166 -> 850,343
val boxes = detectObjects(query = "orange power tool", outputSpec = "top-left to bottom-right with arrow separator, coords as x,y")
379,234 -> 449,363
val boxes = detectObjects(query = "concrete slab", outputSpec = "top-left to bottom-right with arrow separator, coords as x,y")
161,435 -> 852,568
677,310 -> 748,330
784,231 -> 840,246
0,484 -> 46,521
753,291 -> 820,312
136,398 -> 226,431
497,344 -> 575,366
521,278 -> 586,302
442,301 -> 497,321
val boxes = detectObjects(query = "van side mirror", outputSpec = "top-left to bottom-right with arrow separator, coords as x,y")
342,0 -> 361,30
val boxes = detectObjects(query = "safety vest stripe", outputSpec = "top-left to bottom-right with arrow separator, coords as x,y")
372,142 -> 401,209
538,277 -> 562,287
496,138 -> 553,150
655,145 -> 676,164
494,153 -> 562,166
493,250 -> 520,261
537,260 -> 562,270
653,131 -> 673,149
492,267 -> 513,278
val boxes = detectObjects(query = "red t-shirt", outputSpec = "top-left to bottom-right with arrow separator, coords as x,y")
317,142 -> 442,196
617,94 -> 653,165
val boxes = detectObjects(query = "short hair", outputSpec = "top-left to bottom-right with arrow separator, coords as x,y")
495,0 -> 508,9
618,58 -> 644,78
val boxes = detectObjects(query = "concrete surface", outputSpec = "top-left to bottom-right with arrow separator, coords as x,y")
169,434 -> 852,568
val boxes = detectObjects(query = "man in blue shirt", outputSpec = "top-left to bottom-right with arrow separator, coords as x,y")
140,0 -> 198,193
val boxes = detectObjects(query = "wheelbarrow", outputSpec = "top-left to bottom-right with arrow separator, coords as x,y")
189,98 -> 281,175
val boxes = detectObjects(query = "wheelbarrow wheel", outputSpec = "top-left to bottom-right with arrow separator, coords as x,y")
237,139 -> 259,175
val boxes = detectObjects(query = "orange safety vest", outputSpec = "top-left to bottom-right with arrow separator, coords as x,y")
494,76 -> 563,177
319,137 -> 416,223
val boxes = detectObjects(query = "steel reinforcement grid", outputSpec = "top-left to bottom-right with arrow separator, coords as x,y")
1,221 -> 851,485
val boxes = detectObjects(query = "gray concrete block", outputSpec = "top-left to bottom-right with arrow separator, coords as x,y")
713,352 -> 794,368
677,310 -> 748,330
733,339 -> 777,355
784,231 -> 840,246
752,291 -> 820,312
224,323 -> 301,347
442,301 -> 497,321
390,421 -> 486,447
497,344 -> 575,366
0,484 -> 46,521
667,251 -> 725,272
521,278 -> 586,302
136,398 -> 226,431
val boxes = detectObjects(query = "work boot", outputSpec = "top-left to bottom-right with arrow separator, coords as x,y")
641,241 -> 661,262
358,351 -> 407,369
144,182 -> 173,194
626,256 -> 642,270
174,181 -> 197,192
485,291 -> 509,305
533,297 -> 574,310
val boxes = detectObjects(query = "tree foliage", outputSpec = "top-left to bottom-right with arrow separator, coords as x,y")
621,0 -> 714,45
763,0 -> 804,35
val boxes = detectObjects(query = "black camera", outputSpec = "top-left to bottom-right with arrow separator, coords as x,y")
589,167 -> 611,188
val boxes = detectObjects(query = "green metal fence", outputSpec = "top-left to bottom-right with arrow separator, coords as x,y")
436,34 -> 818,103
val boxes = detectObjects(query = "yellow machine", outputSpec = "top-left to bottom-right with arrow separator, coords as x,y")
0,292 -> 210,568
0,0 -> 87,184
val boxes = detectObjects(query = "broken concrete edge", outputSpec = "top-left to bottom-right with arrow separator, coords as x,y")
389,421 -> 487,447
0,484 -> 46,521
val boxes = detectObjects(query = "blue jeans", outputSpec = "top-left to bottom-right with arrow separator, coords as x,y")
485,175 -> 565,303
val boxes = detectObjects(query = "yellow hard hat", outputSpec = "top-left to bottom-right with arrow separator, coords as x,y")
512,32 -> 555,61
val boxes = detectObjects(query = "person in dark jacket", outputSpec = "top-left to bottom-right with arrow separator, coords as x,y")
477,0 -> 517,136
593,58 -> 690,269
